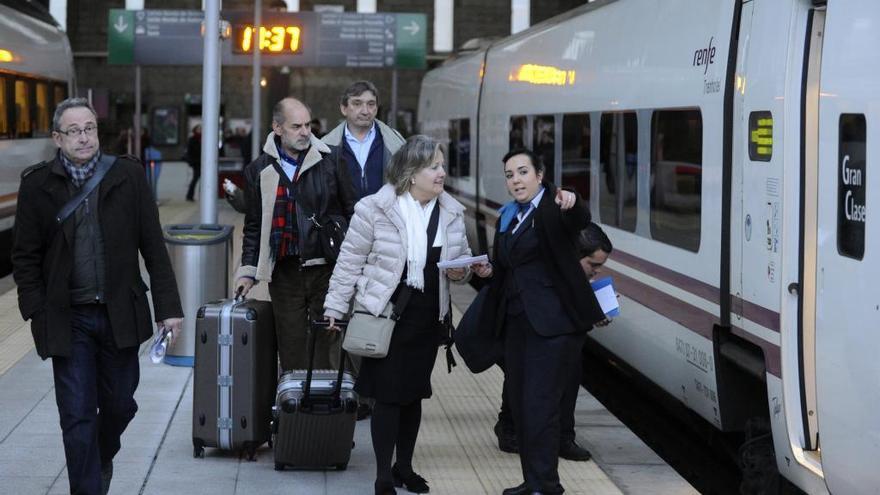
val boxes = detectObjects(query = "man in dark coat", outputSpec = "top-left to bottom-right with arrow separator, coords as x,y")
12,98 -> 183,495
234,97 -> 356,372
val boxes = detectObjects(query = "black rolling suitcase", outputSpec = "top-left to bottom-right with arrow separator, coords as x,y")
192,296 -> 277,460
272,320 -> 357,471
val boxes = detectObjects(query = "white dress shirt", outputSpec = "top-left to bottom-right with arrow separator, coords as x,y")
343,123 -> 377,171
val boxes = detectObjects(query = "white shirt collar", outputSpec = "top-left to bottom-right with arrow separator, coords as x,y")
343,122 -> 376,144
512,187 -> 545,233
529,187 -> 546,210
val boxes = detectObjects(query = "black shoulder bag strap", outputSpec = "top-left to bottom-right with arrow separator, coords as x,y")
55,154 -> 116,225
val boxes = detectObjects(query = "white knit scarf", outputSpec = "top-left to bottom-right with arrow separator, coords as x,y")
397,192 -> 438,291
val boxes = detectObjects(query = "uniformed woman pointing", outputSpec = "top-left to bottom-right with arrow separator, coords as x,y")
478,148 -> 605,495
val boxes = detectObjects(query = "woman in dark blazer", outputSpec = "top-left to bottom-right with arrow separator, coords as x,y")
479,148 -> 605,495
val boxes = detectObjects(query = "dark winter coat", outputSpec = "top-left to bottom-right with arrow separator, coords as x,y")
12,155 -> 183,359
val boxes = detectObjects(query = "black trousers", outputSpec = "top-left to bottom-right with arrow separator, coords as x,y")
51,305 -> 140,495
186,164 -> 200,200
504,311 -> 585,494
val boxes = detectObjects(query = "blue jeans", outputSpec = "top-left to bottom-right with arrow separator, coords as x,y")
51,305 -> 140,495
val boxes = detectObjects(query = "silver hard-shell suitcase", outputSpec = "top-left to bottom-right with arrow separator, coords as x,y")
192,297 -> 277,460
272,320 -> 357,471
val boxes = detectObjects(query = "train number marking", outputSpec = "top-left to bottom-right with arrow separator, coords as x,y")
675,337 -> 713,373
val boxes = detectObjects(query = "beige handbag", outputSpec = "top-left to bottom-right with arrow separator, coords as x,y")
342,287 -> 412,358
342,301 -> 397,358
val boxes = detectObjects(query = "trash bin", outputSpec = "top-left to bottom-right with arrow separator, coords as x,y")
163,224 -> 234,366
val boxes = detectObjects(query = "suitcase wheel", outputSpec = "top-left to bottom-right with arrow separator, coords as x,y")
336,463 -> 348,471
274,463 -> 285,471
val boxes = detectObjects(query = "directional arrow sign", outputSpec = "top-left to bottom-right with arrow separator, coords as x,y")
395,13 -> 426,69
108,9 -> 134,64
403,20 -> 420,36
113,14 -> 129,33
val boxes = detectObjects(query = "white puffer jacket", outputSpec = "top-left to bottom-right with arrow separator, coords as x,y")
324,184 -> 472,321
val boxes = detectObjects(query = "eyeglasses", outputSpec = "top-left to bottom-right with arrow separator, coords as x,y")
57,125 -> 98,137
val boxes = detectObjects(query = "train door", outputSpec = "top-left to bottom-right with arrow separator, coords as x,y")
813,2 -> 880,493
729,0 -> 789,389
733,3 -> 831,490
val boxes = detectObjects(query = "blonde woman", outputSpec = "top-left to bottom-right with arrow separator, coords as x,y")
324,135 -> 491,494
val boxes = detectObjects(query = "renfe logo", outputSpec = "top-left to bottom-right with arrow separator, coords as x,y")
693,37 -> 716,75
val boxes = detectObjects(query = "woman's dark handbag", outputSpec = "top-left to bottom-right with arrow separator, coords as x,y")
308,214 -> 347,261
454,286 -> 503,373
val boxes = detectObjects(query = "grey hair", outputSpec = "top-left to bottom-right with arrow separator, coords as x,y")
340,80 -> 379,107
272,98 -> 312,126
385,135 -> 446,195
52,97 -> 97,131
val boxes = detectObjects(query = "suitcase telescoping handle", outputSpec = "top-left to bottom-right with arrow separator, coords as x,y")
303,320 -> 349,408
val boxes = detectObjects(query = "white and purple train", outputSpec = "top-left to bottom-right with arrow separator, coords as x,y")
419,0 -> 878,493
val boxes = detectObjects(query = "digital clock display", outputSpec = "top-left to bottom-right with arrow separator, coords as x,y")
233,24 -> 303,54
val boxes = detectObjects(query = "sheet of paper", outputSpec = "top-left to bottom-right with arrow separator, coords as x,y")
590,277 -> 620,317
437,254 -> 489,270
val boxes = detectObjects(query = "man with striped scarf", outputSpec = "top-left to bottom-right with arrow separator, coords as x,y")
235,97 -> 356,371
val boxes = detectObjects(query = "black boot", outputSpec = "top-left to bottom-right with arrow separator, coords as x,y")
392,464 -> 429,493
375,479 -> 397,495
559,440 -> 592,461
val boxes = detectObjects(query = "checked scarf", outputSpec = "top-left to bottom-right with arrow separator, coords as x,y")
269,154 -> 302,261
60,150 -> 100,188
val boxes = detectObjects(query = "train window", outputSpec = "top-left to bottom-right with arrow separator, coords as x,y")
650,109 -> 703,252
510,116 -> 527,150
533,115 -> 555,183
748,111 -> 773,162
599,112 -> 638,232
0,77 -> 8,137
838,114 -> 866,260
447,119 -> 471,177
35,82 -> 50,135
14,79 -> 32,137
54,84 -> 67,108
562,113 -> 591,200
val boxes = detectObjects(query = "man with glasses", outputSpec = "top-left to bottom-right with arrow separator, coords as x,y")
12,97 -> 183,495
321,80 -> 406,199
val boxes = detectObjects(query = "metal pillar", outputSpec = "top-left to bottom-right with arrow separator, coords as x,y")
433,0 -> 453,52
251,0 -> 262,162
511,0 -> 530,34
390,69 -> 398,131
134,65 -> 141,161
357,0 -> 376,12
200,0 -> 221,224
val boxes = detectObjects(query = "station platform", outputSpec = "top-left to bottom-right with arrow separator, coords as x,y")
0,162 -> 696,494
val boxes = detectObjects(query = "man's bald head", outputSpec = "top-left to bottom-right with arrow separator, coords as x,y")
272,97 -> 311,126
272,98 -> 313,154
